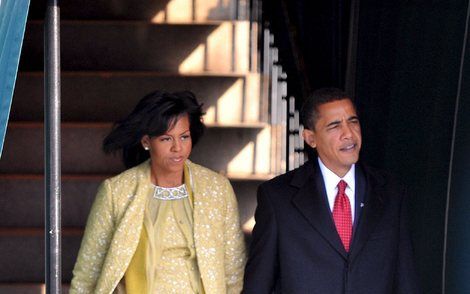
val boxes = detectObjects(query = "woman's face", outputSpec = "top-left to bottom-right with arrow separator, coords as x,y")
141,114 -> 192,178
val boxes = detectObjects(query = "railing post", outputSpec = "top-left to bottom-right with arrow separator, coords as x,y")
44,0 -> 61,293
257,1 -> 307,175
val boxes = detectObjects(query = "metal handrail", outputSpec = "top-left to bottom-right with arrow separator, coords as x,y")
44,0 -> 62,293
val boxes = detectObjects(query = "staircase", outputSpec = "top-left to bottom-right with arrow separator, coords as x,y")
0,0 -> 277,292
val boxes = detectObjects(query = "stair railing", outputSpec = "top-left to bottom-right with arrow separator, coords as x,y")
45,0 -> 62,292
288,96 -> 305,171
263,29 -> 306,173
250,0 -> 305,174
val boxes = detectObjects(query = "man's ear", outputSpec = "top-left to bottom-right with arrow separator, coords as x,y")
302,129 -> 316,148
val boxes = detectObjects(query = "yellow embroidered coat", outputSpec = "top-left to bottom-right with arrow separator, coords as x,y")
70,160 -> 246,294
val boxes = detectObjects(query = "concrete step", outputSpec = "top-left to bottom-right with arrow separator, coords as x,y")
20,20 -> 251,73
0,227 -> 254,284
0,228 -> 82,282
0,122 -> 271,175
29,0 -> 248,22
0,174 -> 261,228
0,175 -> 98,228
0,283 -> 69,294
12,71 -> 261,124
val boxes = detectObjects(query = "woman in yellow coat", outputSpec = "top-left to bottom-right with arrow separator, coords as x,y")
70,91 -> 246,294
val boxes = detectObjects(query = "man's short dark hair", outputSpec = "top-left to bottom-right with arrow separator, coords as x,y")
300,88 -> 354,130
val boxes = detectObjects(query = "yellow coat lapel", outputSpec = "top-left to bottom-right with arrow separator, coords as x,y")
190,161 -> 242,294
95,162 -> 152,293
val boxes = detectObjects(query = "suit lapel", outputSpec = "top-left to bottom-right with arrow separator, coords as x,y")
349,164 -> 385,263
353,164 -> 366,229
291,161 -> 348,259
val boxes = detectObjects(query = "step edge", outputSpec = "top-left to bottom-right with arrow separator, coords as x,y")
0,172 -> 274,181
28,19 -> 250,26
7,121 -> 268,129
0,227 -> 253,237
18,70 -> 254,78
0,227 -> 83,236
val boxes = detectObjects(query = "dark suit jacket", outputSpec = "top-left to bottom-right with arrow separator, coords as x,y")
243,160 -> 420,294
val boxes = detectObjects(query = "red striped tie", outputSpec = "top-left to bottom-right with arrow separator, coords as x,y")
333,180 -> 352,251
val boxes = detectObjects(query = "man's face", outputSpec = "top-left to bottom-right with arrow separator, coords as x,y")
303,99 -> 362,177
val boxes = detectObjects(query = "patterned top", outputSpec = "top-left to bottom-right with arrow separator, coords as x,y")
152,184 -> 188,200
144,194 -> 204,293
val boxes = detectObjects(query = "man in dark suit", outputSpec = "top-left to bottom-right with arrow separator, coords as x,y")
243,88 -> 420,294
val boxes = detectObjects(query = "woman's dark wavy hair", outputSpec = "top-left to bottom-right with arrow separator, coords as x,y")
103,90 -> 205,168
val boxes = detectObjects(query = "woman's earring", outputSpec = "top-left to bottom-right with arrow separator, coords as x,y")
143,146 -> 149,151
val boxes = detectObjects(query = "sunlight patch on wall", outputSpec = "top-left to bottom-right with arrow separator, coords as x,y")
242,216 -> 255,234
200,74 -> 261,125
206,22 -> 232,72
216,79 -> 243,124
245,73 -> 260,122
150,0 -> 237,23
228,141 -> 254,174
171,21 -> 251,73
234,21 -> 249,72
178,43 -> 205,73
151,11 -> 165,23
196,0 -> 235,21
204,105 -> 216,124
167,0 -> 193,22
151,0 -> 193,23
255,126 -> 271,174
